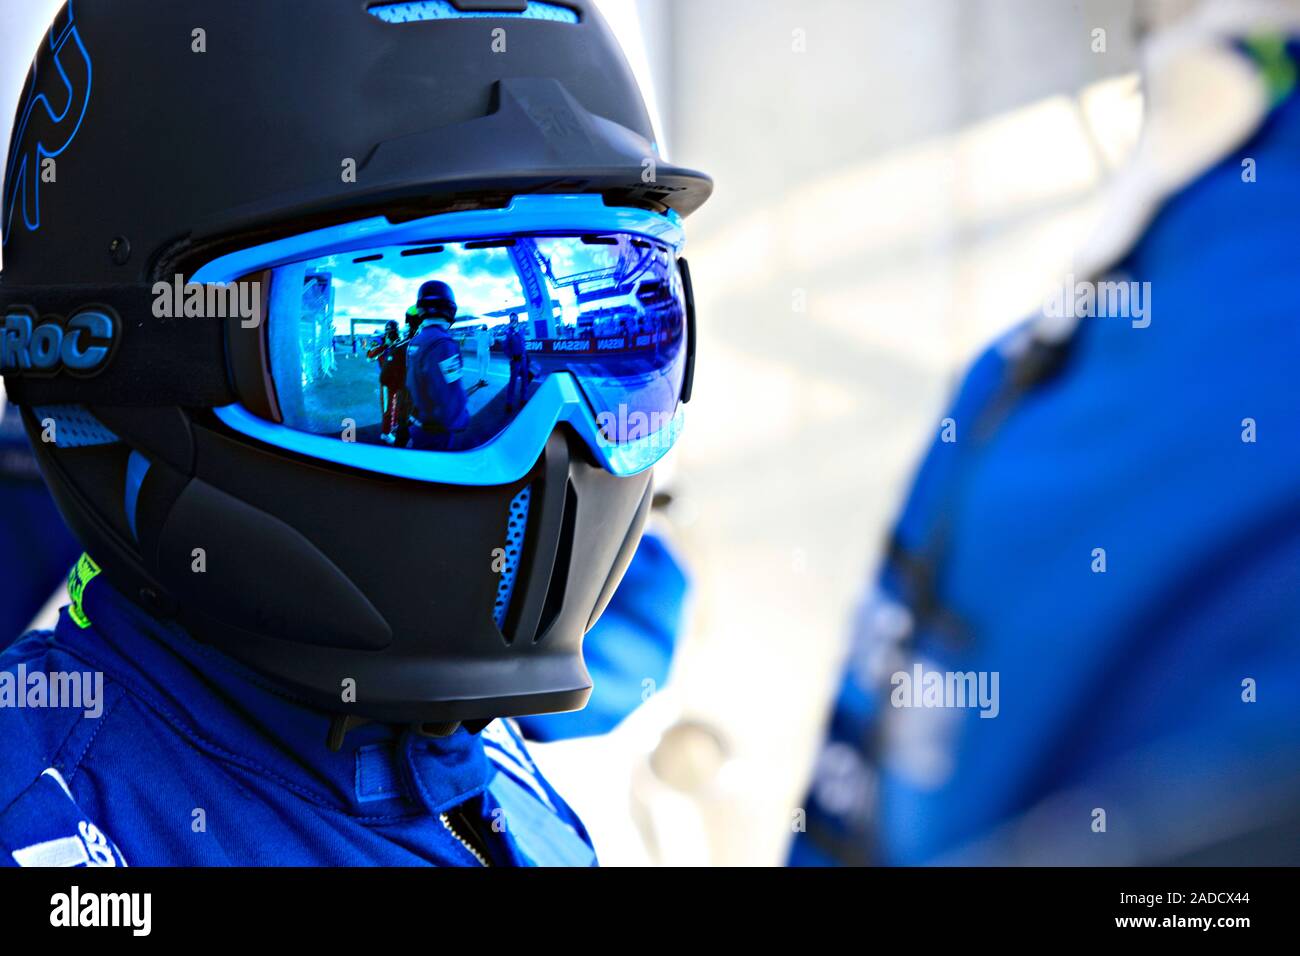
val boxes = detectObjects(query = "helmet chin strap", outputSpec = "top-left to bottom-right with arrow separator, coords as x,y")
325,714 -> 494,751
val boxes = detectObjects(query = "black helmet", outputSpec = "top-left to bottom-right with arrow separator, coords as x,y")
0,0 -> 710,729
416,280 -> 457,319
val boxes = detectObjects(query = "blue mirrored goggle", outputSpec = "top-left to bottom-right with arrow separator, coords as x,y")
193,196 -> 692,485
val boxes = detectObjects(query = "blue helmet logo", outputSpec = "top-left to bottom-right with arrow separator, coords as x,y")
3,1 -> 92,246
0,307 -> 116,375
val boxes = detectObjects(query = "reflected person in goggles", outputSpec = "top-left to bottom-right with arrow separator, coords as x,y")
405,280 -> 470,452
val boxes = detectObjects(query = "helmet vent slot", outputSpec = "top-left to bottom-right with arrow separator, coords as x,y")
492,483 -> 532,631
533,479 -> 577,644
368,2 -> 579,25
30,405 -> 119,448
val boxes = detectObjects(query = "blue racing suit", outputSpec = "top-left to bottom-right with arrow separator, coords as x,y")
0,559 -> 596,866
406,320 -> 469,451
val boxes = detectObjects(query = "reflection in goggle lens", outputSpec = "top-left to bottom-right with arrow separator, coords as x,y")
265,233 -> 687,453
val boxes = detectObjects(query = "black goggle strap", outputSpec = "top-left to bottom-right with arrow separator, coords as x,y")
678,256 -> 696,404
0,280 -> 246,410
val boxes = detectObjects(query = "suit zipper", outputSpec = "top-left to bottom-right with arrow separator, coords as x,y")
439,811 -> 489,867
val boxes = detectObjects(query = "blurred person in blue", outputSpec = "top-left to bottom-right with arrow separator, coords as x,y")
792,0 -> 1300,866
0,0 -> 709,867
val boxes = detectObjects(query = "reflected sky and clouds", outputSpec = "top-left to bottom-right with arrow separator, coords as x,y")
312,237 -> 658,334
